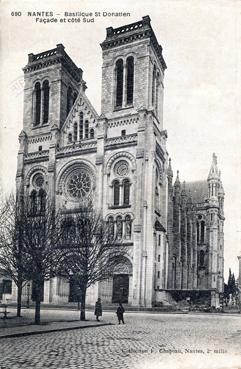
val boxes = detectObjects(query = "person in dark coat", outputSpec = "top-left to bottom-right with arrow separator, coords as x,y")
116,303 -> 125,324
94,298 -> 102,321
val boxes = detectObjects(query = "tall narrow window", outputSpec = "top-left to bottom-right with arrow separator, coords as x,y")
68,133 -> 72,143
30,190 -> 37,215
85,120 -> 89,139
90,128 -> 94,139
108,216 -> 115,238
201,221 -> 205,243
34,82 -> 41,126
73,122 -> 78,141
38,189 -> 46,214
115,59 -> 123,107
79,112 -> 83,140
125,215 -> 132,240
43,80 -> 49,124
113,180 -> 120,206
66,87 -> 72,116
126,56 -> 134,105
196,222 -> 200,243
155,72 -> 159,114
123,179 -> 130,205
116,216 -> 122,239
152,65 -> 156,106
199,250 -> 205,267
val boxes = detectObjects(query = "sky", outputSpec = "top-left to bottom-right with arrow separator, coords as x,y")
0,0 -> 240,280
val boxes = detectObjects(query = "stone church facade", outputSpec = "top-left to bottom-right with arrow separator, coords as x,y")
10,16 -> 224,307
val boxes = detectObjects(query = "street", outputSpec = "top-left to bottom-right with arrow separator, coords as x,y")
0,311 -> 241,369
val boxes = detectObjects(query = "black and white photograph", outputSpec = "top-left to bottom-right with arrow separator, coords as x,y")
0,0 -> 241,368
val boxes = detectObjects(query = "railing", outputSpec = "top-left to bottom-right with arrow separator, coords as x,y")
105,133 -> 137,147
25,150 -> 49,160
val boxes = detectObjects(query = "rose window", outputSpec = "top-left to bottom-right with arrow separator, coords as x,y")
33,173 -> 44,188
66,170 -> 92,199
114,160 -> 129,177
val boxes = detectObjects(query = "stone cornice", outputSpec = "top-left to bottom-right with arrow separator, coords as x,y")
23,44 -> 82,83
101,16 -> 167,71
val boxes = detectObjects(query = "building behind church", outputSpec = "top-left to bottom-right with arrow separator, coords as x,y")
0,16 -> 224,308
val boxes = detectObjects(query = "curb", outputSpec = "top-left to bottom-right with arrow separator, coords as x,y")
0,322 -> 113,340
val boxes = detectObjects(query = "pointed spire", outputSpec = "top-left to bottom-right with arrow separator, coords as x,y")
174,171 -> 181,198
187,189 -> 193,205
174,170 -> 180,187
167,158 -> 173,178
181,181 -> 187,197
208,153 -> 219,180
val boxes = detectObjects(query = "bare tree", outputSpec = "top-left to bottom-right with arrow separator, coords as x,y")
59,206 -> 128,321
19,201 -> 64,324
0,194 -> 30,317
0,194 -> 65,324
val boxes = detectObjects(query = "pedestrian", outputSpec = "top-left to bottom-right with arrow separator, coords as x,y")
116,302 -> 125,324
94,298 -> 102,321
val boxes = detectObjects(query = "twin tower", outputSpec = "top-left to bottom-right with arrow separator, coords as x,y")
16,16 -> 224,308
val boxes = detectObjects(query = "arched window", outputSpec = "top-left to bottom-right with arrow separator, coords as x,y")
201,221 -> 205,243
123,179 -> 130,205
38,189 -> 46,214
30,190 -> 37,215
43,80 -> 49,124
90,128 -> 94,139
34,82 -> 41,126
113,180 -> 120,206
116,216 -> 122,239
155,72 -> 159,113
152,65 -> 156,106
107,216 -> 115,238
85,120 -> 89,139
125,215 -> 132,240
79,112 -> 83,140
196,222 -> 200,243
115,59 -> 123,107
68,133 -> 72,143
199,250 -> 205,267
126,56 -> 134,105
66,87 -> 72,116
73,122 -> 78,142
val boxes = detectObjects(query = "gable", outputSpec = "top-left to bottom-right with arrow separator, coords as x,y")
60,91 -> 99,146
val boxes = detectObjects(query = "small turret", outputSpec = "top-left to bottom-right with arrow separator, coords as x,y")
207,153 -> 220,200
174,170 -> 181,197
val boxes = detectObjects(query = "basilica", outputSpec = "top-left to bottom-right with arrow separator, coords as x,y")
4,16 -> 224,308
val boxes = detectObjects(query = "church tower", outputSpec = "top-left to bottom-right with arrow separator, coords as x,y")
207,154 -> 225,305
100,16 -> 168,307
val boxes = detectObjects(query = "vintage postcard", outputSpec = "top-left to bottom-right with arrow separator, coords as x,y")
0,0 -> 240,368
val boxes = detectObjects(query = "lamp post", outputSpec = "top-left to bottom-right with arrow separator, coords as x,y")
27,282 -> 30,308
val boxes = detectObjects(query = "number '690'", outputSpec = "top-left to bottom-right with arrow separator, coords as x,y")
11,12 -> 22,16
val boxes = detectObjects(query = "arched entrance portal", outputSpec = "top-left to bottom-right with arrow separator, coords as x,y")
112,257 -> 133,304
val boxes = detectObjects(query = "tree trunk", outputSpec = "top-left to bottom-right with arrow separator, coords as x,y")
17,284 -> 22,317
34,284 -> 42,325
80,288 -> 86,321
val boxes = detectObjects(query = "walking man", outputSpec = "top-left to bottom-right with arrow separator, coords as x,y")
94,298 -> 102,321
116,302 -> 125,324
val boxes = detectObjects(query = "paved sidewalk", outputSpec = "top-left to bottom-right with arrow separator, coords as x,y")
0,308 -> 112,339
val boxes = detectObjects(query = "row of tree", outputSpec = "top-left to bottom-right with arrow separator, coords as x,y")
223,268 -> 239,301
0,195 -> 127,323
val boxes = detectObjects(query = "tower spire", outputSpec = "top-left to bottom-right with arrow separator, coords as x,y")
208,153 -> 219,180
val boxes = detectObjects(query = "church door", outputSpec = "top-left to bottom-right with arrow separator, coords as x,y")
112,274 -> 129,303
